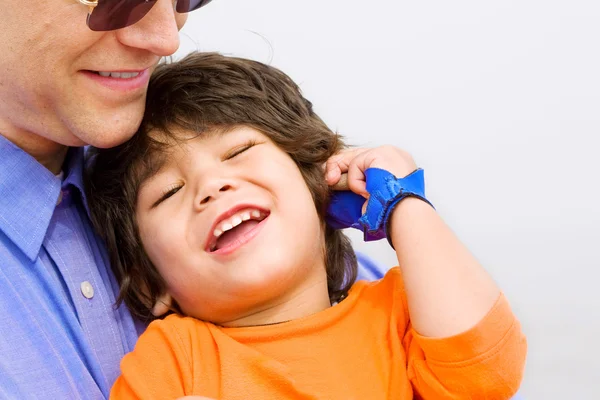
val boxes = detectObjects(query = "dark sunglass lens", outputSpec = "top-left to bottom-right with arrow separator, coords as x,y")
88,0 -> 158,31
175,0 -> 214,13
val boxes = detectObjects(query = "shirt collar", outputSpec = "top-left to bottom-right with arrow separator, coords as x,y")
64,145 -> 90,216
0,135 -> 87,261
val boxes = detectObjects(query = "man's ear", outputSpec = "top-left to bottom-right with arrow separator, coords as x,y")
151,293 -> 173,317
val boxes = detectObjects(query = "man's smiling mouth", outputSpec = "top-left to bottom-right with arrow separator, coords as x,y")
95,71 -> 141,79
86,70 -> 142,79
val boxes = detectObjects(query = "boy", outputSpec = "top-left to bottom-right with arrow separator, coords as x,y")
87,52 -> 527,399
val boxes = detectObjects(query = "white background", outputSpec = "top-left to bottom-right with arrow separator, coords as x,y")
177,1 -> 600,398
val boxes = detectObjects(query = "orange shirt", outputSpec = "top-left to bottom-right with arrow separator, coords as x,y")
111,268 -> 526,399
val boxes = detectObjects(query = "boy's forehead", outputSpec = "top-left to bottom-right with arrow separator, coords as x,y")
149,125 -> 227,145
137,127 -> 228,186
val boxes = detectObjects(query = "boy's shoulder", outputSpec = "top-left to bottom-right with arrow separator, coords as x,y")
352,266 -> 405,296
349,266 -> 409,324
144,313 -> 216,347
153,312 -> 214,330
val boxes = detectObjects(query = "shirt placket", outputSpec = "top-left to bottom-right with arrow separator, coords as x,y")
43,187 -> 127,394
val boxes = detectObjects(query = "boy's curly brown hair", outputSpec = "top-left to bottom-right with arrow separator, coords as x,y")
86,52 -> 357,321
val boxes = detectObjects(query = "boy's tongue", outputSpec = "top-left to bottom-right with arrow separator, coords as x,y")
215,220 -> 260,250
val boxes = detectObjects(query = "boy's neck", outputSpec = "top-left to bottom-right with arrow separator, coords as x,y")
219,275 -> 332,328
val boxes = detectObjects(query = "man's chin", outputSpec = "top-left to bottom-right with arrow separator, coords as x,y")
69,101 -> 145,149
81,124 -> 140,149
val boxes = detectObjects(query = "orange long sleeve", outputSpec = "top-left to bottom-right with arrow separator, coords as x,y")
111,267 -> 526,399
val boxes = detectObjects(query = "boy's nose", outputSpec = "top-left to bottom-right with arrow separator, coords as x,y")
196,183 -> 233,209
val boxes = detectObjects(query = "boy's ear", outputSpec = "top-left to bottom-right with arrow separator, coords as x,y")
151,293 -> 173,317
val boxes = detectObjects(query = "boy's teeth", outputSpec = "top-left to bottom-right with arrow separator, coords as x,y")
210,208 -> 268,250
231,215 -> 242,228
98,71 -> 140,78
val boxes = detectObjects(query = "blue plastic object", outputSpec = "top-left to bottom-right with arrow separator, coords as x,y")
327,168 -> 433,242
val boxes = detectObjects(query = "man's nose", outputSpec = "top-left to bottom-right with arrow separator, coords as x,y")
114,0 -> 186,57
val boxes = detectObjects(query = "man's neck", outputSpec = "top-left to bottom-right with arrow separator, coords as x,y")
0,129 -> 69,175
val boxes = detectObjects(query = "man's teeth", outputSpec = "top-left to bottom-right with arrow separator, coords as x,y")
213,209 -> 266,239
97,71 -> 140,79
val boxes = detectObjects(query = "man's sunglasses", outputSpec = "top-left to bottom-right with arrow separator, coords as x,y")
77,0 -> 214,32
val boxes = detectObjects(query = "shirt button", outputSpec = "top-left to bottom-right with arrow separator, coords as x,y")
80,281 -> 94,299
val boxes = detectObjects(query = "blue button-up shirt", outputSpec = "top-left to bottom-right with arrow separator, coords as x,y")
0,135 -> 142,399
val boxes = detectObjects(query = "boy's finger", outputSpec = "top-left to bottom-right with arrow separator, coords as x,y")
325,165 -> 342,185
347,151 -> 370,197
325,148 -> 368,177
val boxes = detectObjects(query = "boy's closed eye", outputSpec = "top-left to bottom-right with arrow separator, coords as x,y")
152,183 -> 183,208
222,139 -> 260,161
150,139 -> 263,208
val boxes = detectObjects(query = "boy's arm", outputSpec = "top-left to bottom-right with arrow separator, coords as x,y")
326,146 -> 505,336
389,196 -> 499,337
326,146 -> 527,396
402,291 -> 526,399
389,188 -> 527,398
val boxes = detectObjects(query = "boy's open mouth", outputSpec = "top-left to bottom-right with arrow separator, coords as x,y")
207,207 -> 270,252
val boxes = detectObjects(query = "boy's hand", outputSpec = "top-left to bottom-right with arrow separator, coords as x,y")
325,146 -> 417,196
325,146 -> 428,242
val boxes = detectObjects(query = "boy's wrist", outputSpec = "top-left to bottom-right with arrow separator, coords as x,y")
360,168 -> 433,244
387,196 -> 437,247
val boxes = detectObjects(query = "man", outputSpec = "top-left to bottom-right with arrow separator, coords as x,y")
0,1 -> 211,398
